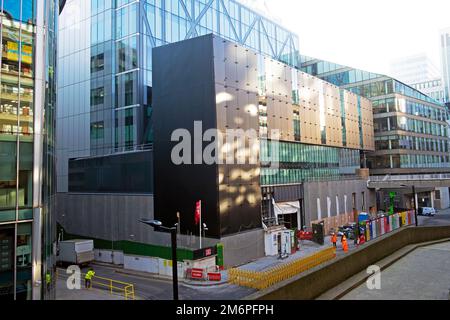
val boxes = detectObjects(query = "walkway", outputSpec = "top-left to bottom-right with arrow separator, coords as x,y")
341,241 -> 450,300
239,236 -> 356,273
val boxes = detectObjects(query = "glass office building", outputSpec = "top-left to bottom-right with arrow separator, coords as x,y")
57,0 -> 300,192
0,0 -> 59,300
441,28 -> 450,104
301,56 -> 450,176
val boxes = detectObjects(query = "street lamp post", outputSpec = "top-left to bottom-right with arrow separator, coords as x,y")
139,219 -> 179,300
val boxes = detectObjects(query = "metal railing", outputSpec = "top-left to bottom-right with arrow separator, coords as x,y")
228,247 -> 336,290
369,174 -> 450,182
56,268 -> 135,300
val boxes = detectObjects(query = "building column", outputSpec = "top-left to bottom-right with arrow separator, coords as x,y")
317,198 -> 322,221
431,190 -> 435,208
415,193 -> 419,212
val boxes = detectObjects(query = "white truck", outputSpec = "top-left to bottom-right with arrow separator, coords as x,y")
57,239 -> 95,266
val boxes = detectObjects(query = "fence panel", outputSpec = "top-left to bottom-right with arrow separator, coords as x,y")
228,247 -> 336,290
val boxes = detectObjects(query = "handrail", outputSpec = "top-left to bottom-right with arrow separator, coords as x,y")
369,173 -> 450,182
56,268 -> 135,300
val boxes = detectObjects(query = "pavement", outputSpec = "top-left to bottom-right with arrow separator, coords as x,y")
341,240 -> 450,300
238,238 -> 355,273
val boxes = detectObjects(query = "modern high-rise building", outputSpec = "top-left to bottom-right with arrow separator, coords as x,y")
56,0 -> 300,193
410,78 -> 445,104
390,53 -> 445,104
390,53 -> 441,85
302,56 -> 450,210
0,0 -> 61,300
441,28 -> 450,104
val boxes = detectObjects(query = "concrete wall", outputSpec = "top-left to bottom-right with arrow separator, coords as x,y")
56,193 -> 169,245
94,249 -> 124,265
435,187 -> 450,209
303,179 -> 376,226
123,254 -> 185,278
56,192 -> 263,267
220,229 -> 265,267
247,226 -> 450,300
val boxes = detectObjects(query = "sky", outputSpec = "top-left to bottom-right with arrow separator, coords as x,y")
261,0 -> 450,77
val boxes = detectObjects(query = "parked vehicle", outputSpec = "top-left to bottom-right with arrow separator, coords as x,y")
337,223 -> 357,240
418,207 -> 436,217
57,239 -> 94,266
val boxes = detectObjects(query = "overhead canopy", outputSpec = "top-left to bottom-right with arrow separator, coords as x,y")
273,201 -> 300,215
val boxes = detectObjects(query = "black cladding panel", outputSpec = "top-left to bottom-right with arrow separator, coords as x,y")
152,35 -> 221,238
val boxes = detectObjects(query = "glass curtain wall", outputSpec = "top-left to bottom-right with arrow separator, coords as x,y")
0,0 -> 57,300
260,141 -> 360,185
0,0 -> 36,300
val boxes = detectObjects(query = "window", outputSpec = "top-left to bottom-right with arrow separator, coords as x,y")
117,36 -> 138,73
90,53 -> 104,73
90,121 -> 104,140
125,109 -> 134,148
374,118 -> 388,132
115,71 -> 137,107
90,87 -> 104,106
116,3 -> 138,39
293,109 -> 301,141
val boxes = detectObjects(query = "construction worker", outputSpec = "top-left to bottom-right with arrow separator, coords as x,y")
341,234 -> 349,253
85,268 -> 95,289
331,232 -> 337,248
45,271 -> 51,291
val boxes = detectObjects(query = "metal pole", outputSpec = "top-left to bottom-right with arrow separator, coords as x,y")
199,200 -> 202,249
412,185 -> 418,227
171,228 -> 179,300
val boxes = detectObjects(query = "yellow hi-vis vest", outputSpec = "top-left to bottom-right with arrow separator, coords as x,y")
85,271 -> 95,280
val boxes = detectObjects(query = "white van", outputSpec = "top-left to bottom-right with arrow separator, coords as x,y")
418,207 -> 436,216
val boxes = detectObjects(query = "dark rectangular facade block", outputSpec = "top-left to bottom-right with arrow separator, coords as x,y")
68,151 -> 153,193
153,34 -> 262,238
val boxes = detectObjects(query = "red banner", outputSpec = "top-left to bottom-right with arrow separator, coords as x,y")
195,201 -> 201,225
191,268 -> 204,279
208,272 -> 222,281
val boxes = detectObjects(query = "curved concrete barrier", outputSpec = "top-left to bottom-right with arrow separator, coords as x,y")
245,226 -> 450,300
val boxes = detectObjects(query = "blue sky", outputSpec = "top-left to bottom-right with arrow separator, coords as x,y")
3,0 -> 34,23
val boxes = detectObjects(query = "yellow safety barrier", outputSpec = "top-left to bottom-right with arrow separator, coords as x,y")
228,247 -> 336,290
56,268 -> 135,300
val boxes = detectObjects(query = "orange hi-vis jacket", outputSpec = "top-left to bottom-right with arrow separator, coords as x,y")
342,237 -> 349,252
331,234 -> 337,243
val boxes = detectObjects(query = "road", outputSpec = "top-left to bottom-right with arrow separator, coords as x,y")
417,207 -> 450,226
76,264 -> 255,300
